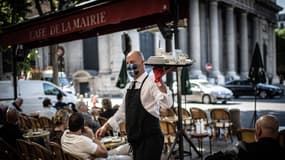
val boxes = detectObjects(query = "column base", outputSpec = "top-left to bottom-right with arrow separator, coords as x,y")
272,74 -> 280,84
190,70 -> 207,80
226,71 -> 240,82
210,71 -> 225,85
240,72 -> 249,80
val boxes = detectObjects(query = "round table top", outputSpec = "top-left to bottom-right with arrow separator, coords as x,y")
23,129 -> 50,139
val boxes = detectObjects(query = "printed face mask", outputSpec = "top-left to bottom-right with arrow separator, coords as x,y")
127,63 -> 139,78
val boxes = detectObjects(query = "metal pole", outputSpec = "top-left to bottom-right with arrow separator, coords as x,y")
12,45 -> 18,99
176,67 -> 184,160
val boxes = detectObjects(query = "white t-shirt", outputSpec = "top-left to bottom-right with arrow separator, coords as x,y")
61,130 -> 98,160
38,107 -> 56,119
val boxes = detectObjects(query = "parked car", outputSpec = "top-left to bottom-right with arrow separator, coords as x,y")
173,79 -> 233,104
224,79 -> 284,98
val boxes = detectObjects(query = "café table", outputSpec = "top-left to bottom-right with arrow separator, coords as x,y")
101,136 -> 126,150
23,128 -> 50,146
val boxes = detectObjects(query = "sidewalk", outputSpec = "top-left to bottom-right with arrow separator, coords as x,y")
161,132 -> 238,160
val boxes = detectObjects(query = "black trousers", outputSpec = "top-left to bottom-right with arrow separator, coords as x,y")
132,134 -> 164,160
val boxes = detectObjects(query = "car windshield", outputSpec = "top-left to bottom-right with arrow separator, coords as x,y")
198,82 -> 214,88
59,77 -> 70,86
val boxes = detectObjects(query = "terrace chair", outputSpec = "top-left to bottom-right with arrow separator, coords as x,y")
39,116 -> 54,131
64,151 -> 84,160
189,107 -> 210,126
28,116 -> 41,130
48,141 -> 65,160
16,139 -> 33,160
174,107 -> 191,130
210,108 -> 233,142
30,141 -> 53,160
0,137 -> 21,160
237,128 -> 256,143
18,114 -> 30,130
119,121 -> 127,137
278,129 -> 285,148
160,120 -> 177,153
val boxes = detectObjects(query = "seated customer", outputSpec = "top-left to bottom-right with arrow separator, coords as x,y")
237,115 -> 285,160
206,115 -> 285,160
36,98 -> 57,119
0,108 -> 23,147
99,98 -> 117,119
61,112 -> 108,159
77,101 -> 101,133
49,109 -> 69,144
10,98 -> 23,113
54,93 -> 68,110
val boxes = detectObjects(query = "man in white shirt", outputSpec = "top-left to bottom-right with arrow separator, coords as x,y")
96,51 -> 173,160
38,98 -> 56,119
61,112 -> 108,159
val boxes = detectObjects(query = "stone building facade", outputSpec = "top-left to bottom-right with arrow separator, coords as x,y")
20,0 -> 283,96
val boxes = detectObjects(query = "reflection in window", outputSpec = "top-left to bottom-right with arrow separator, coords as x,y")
43,83 -> 61,96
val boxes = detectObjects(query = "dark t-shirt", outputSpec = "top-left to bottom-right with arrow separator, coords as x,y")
50,130 -> 64,145
54,102 -> 67,110
99,109 -> 117,119
238,138 -> 285,160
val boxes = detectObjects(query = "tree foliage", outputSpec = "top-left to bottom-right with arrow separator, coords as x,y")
0,0 -> 89,77
0,0 -> 32,26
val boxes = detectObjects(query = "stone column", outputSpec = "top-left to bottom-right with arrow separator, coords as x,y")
98,35 -> 111,74
199,0 -> 208,74
270,24 -> 279,83
210,0 -> 224,84
178,27 -> 188,54
253,16 -> 260,47
225,6 -> 239,80
189,0 -> 205,79
240,12 -> 249,80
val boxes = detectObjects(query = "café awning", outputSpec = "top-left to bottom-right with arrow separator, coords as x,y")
0,0 -> 188,48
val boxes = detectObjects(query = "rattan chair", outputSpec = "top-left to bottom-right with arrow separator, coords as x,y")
210,108 -> 233,142
278,129 -> 285,148
48,141 -> 65,160
189,107 -> 210,126
119,121 -> 127,136
237,128 -> 256,143
64,151 -> 84,160
18,114 -> 30,130
160,120 -> 177,153
30,141 -> 53,160
39,116 -> 54,131
28,116 -> 41,130
16,139 -> 33,160
0,137 -> 21,160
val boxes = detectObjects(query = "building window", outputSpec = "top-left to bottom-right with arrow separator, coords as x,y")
83,37 -> 99,71
139,32 -> 155,60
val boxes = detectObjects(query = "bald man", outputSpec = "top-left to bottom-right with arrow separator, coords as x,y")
238,115 -> 285,160
96,51 -> 173,160
11,97 -> 23,113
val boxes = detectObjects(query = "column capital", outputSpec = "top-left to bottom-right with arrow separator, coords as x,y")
210,0 -> 218,5
241,11 -> 248,16
226,4 -> 234,10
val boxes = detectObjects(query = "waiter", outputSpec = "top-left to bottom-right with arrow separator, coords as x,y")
96,50 -> 173,160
